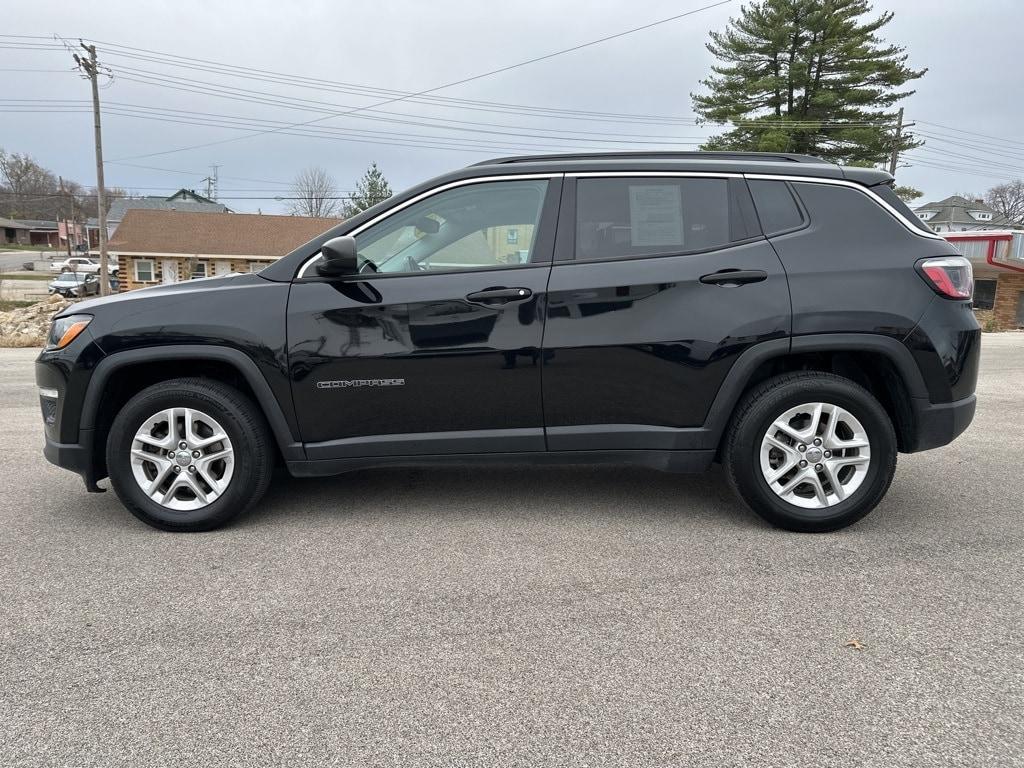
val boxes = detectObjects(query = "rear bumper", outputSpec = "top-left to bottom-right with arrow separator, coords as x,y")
906,394 -> 976,453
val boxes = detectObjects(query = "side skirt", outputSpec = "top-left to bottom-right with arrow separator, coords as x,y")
286,449 -> 715,478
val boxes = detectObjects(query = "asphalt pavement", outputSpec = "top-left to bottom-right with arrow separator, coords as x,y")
1,337 -> 1022,767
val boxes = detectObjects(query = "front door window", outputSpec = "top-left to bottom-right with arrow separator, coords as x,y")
353,179 -> 549,274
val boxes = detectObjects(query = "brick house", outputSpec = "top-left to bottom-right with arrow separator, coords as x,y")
944,230 -> 1024,329
107,209 -> 338,291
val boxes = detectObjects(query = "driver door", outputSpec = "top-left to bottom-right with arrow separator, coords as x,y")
287,176 -> 561,459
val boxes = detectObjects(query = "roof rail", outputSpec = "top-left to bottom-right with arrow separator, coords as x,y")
471,151 -> 831,167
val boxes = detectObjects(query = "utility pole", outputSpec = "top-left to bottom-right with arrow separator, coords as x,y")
58,176 -> 72,258
202,164 -> 220,201
73,43 -> 111,296
887,107 -> 915,179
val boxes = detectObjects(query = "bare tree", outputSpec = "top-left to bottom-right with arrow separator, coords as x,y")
289,167 -> 340,218
985,180 -> 1024,226
0,148 -> 59,219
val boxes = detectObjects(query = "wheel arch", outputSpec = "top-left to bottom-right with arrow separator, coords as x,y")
706,334 -> 927,453
81,346 -> 304,475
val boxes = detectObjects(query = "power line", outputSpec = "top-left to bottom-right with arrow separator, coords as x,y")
103,0 -> 733,161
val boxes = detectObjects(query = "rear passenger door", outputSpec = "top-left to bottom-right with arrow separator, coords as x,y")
542,173 -> 791,451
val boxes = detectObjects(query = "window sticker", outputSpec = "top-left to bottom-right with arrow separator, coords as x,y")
629,185 -> 684,247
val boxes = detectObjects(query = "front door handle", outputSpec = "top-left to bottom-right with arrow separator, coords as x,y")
466,287 -> 533,305
699,269 -> 768,286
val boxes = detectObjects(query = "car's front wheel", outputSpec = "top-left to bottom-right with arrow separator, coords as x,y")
723,372 -> 898,532
106,378 -> 274,531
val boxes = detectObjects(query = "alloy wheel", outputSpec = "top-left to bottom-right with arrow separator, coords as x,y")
759,402 -> 872,510
129,407 -> 234,511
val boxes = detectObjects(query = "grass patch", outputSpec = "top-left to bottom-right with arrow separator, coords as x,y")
1,273 -> 51,280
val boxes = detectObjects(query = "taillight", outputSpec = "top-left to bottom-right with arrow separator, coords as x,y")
917,256 -> 973,300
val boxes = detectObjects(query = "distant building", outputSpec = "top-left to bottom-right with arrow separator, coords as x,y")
0,217 -> 32,246
913,195 -> 1013,233
107,209 -> 337,291
105,189 -> 230,239
944,230 -> 1024,329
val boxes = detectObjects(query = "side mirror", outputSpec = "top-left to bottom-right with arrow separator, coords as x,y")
316,236 -> 359,277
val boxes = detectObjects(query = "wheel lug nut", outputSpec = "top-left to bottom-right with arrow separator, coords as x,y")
173,465 -> 181,473
188,465 -> 196,473
179,441 -> 188,450
824,450 -> 832,458
815,463 -> 823,471
799,460 -> 807,468
798,444 -> 806,452
192,450 -> 201,459
167,451 -> 175,459
813,438 -> 822,446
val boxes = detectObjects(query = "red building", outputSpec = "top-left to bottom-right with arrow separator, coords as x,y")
944,230 -> 1024,329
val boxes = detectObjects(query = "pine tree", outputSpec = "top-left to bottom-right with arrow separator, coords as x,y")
342,162 -> 393,218
692,0 -> 925,166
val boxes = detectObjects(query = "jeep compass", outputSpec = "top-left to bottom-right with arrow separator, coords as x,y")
36,152 -> 980,532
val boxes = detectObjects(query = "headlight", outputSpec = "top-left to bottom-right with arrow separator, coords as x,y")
47,314 -> 92,350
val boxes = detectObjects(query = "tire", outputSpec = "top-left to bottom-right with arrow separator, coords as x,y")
106,378 -> 274,532
722,372 -> 897,533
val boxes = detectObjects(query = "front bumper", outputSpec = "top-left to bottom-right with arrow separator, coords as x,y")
906,393 -> 976,453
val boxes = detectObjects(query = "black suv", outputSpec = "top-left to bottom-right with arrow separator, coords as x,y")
36,152 -> 980,532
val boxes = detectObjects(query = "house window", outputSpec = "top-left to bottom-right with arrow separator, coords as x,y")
249,262 -> 268,273
506,228 -> 519,244
974,279 -> 997,311
134,259 -> 154,282
191,261 -> 208,279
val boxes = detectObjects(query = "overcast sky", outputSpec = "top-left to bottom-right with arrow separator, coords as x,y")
3,0 -> 1022,214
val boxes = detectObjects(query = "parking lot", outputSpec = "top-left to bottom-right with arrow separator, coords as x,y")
1,336 -> 1021,767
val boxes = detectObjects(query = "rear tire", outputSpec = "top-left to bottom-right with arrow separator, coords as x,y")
723,372 -> 897,532
106,378 -> 274,532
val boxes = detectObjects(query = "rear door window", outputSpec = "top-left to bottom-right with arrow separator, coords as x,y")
575,177 -> 745,261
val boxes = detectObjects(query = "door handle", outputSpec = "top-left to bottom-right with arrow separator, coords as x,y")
466,287 -> 533,304
699,269 -> 768,286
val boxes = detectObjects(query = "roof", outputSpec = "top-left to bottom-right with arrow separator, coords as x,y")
108,209 -> 339,257
914,195 -> 1010,227
166,188 -> 218,204
473,151 -> 830,166
466,152 -> 890,186
107,197 -> 229,222
9,219 -> 58,230
0,216 -> 30,230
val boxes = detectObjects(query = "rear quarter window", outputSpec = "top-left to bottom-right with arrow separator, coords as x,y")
747,180 -> 805,235
871,183 -> 935,234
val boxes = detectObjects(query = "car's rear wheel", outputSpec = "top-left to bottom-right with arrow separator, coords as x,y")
723,372 -> 897,532
106,378 -> 273,531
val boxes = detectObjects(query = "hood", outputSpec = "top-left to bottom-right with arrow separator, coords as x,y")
60,273 -> 248,316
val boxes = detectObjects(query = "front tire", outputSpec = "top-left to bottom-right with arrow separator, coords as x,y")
106,378 -> 274,531
723,372 -> 897,532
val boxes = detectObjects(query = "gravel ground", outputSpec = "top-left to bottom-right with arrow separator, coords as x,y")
1,337 -> 1022,767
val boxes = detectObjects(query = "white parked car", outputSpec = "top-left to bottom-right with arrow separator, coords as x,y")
49,256 -> 117,274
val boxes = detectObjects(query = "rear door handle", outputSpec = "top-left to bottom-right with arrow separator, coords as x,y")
466,287 -> 533,304
699,269 -> 768,286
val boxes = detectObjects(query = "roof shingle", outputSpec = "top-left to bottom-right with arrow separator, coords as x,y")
108,209 -> 339,257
